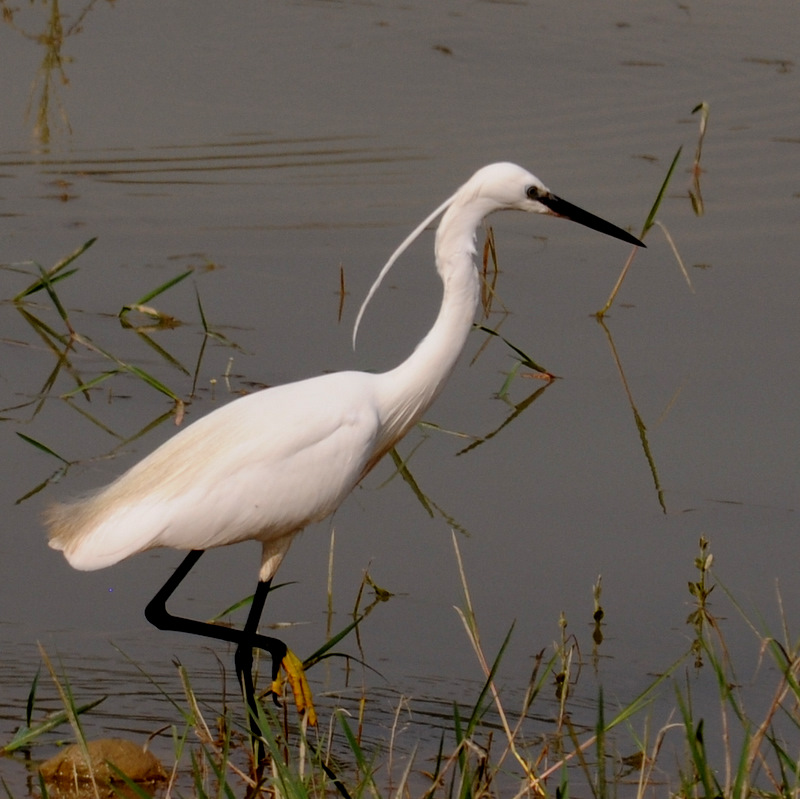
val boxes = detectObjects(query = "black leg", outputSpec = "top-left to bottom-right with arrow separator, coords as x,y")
145,550 -> 285,655
234,578 -> 276,691
145,550 -> 287,761
235,577 -> 281,763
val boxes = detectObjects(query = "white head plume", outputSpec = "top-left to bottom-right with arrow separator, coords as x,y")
352,190 -> 458,349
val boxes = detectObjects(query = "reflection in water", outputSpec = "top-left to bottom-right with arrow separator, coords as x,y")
456,378 -> 553,458
596,316 -> 667,514
1,0 -> 101,145
689,102 -> 709,217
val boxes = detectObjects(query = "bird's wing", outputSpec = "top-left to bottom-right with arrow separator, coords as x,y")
47,371 -> 382,570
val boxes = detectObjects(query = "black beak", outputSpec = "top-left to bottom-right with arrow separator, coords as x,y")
539,193 -> 645,248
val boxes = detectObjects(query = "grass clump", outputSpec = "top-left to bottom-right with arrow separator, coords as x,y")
5,536 -> 799,799
4,238 -> 241,502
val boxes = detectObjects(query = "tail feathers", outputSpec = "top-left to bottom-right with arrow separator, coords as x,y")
45,497 -> 158,571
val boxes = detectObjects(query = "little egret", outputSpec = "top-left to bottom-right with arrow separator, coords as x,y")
46,162 -> 644,725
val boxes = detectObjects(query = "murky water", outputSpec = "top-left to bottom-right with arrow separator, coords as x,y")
1,0 -> 798,793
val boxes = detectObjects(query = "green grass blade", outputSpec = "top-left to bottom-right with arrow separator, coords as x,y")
13,268 -> 79,301
123,365 -> 180,401
389,446 -> 434,517
35,264 -> 73,329
127,329 -> 191,375
119,270 -> 193,317
13,238 -> 96,300
675,687 -> 721,798
2,697 -> 106,753
464,622 -> 516,739
456,380 -> 551,457
601,652 -> 686,732
59,370 -> 121,398
15,306 -> 71,347
106,763 -> 154,799
641,146 -> 682,237
16,433 -> 70,465
51,237 -> 97,274
304,606 -> 378,669
336,710 -> 380,797
37,770 -> 50,799
208,580 -> 294,621
79,336 -> 182,402
189,749 -> 209,799
496,359 -> 521,399
197,739 -> 235,799
26,666 -> 41,727
195,284 -> 209,333
596,146 -> 682,316
473,324 -> 548,373
194,286 -> 240,349
595,686 -> 606,799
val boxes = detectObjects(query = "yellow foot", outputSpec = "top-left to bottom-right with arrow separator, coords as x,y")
270,648 -> 317,727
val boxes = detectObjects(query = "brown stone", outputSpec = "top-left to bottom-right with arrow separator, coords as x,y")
39,738 -> 166,785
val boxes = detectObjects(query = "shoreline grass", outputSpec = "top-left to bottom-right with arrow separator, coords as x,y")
3,535 -> 799,798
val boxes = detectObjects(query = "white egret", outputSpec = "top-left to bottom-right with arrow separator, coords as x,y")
46,162 -> 644,725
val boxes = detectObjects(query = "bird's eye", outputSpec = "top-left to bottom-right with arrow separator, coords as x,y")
526,185 -> 542,200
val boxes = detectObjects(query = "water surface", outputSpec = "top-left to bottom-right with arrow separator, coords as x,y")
1,0 -> 798,793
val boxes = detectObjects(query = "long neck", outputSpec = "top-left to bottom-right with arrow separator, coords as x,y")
373,237 -> 481,449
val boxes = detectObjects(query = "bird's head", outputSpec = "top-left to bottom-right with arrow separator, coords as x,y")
458,162 -> 644,246
353,162 -> 644,348
457,162 -> 552,213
